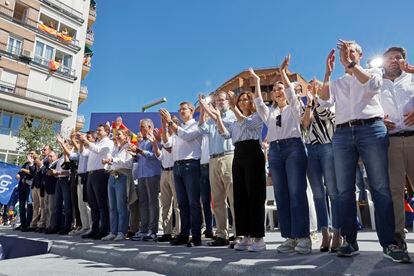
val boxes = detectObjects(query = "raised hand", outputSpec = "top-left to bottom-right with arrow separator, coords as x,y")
153,128 -> 162,142
210,106 -> 221,120
280,54 -> 291,72
399,59 -> 414,74
159,108 -> 172,122
248,67 -> 260,82
326,49 -> 335,76
146,132 -> 156,143
226,90 -> 237,109
337,39 -> 352,67
56,133 -> 65,144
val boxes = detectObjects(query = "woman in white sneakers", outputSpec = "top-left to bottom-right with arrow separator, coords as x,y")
199,78 -> 266,252
254,55 -> 311,254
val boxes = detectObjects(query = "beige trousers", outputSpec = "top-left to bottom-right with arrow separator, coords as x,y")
159,170 -> 180,235
388,135 -> 414,235
30,187 -> 45,228
43,193 -> 55,229
209,154 -> 235,239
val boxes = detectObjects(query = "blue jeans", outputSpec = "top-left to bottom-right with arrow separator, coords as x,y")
108,174 -> 128,234
173,159 -> 202,238
355,164 -> 368,201
306,143 -> 340,231
269,138 -> 309,238
332,120 -> 395,247
200,165 -> 213,231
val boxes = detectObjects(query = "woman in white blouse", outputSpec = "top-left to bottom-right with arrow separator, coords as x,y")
101,129 -> 133,241
253,56 -> 311,254
200,84 -> 266,252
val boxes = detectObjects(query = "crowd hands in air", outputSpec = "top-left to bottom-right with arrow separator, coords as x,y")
8,39 -> 414,264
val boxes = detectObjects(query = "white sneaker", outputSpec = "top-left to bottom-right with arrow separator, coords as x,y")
248,238 -> 266,252
295,237 -> 312,254
234,236 -> 252,251
310,231 -> 319,244
277,238 -> 296,253
114,232 -> 125,241
101,233 -> 116,241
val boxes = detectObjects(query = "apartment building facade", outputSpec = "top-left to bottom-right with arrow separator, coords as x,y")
0,0 -> 96,164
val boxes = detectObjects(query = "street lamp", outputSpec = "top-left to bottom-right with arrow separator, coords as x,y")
141,97 -> 167,112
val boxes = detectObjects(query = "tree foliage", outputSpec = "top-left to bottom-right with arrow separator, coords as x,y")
16,117 -> 59,162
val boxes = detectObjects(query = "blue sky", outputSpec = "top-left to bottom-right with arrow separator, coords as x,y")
79,0 -> 414,130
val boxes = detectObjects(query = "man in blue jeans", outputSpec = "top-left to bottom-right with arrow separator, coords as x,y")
160,102 -> 203,247
319,40 -> 410,263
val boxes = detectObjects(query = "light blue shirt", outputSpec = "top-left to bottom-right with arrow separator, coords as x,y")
199,110 -> 236,155
222,112 -> 263,144
133,138 -> 161,179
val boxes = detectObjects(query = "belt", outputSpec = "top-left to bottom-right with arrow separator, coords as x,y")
210,151 -> 234,159
200,163 -> 209,169
389,131 -> 414,137
270,137 -> 302,145
88,169 -> 106,174
162,167 -> 173,171
336,117 -> 382,128
174,159 -> 199,165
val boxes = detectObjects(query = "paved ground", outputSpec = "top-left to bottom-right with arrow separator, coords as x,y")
1,227 -> 413,275
0,254 -> 164,276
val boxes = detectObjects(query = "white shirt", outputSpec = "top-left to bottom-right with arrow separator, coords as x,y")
86,136 -> 114,172
379,72 -> 414,134
157,146 -> 174,169
55,156 -> 69,178
171,119 -> 202,161
110,143 -> 133,171
200,135 -> 210,165
255,85 -> 302,142
320,68 -> 384,125
77,148 -> 89,174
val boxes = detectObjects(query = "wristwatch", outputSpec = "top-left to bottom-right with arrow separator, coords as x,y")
347,61 -> 357,69
168,121 -> 174,126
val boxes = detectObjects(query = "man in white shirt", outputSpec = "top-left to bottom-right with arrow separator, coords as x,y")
80,124 -> 114,240
160,102 -> 203,247
379,46 -> 414,251
319,40 -> 409,263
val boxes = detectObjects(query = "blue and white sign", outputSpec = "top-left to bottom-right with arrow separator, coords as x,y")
0,162 -> 20,205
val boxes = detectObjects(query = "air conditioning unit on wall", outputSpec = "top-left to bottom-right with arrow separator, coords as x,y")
19,50 -> 32,62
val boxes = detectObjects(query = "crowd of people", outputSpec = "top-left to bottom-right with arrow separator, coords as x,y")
7,40 -> 414,264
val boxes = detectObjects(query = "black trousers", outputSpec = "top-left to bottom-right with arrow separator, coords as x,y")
52,177 -> 72,231
87,170 -> 109,235
18,182 -> 33,228
78,173 -> 88,203
70,174 -> 82,228
232,140 -> 266,238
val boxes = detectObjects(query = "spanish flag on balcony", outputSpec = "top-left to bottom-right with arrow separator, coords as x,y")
49,60 -> 61,71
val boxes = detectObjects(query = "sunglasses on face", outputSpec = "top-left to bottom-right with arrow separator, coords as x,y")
276,115 -> 282,127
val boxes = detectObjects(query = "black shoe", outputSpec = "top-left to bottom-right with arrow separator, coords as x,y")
394,233 -> 408,252
204,230 -> 214,239
58,230 -> 69,235
383,244 -> 412,263
81,231 -> 98,239
14,226 -> 21,231
92,233 -> 106,240
337,241 -> 359,257
157,234 -> 172,242
27,227 -> 36,232
170,235 -> 189,246
20,226 -> 30,232
229,235 -> 236,242
126,231 -> 135,239
142,233 -> 157,242
35,227 -> 45,233
187,237 -> 202,247
45,228 -> 58,234
208,237 -> 229,246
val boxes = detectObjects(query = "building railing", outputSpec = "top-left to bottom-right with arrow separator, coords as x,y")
77,114 -> 85,123
32,55 -> 77,78
80,85 -> 88,95
0,4 -> 81,51
38,0 -> 84,23
86,31 -> 94,43
0,80 -> 72,111
89,5 -> 97,18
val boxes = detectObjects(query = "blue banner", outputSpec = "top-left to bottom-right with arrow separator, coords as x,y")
0,162 -> 20,205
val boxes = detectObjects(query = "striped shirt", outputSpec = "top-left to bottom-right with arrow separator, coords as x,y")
221,112 -> 263,144
302,102 -> 335,145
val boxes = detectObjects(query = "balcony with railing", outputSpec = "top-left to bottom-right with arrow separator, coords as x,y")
38,0 -> 84,23
85,29 -> 94,46
0,4 -> 81,52
88,1 -> 97,26
0,80 -> 72,111
78,85 -> 88,104
76,114 -> 85,131
82,55 -> 92,79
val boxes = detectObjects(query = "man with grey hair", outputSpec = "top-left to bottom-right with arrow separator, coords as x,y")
198,91 -> 237,246
130,118 -> 162,242
319,40 -> 410,263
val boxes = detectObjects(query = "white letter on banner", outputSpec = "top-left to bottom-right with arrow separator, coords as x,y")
0,175 -> 12,194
